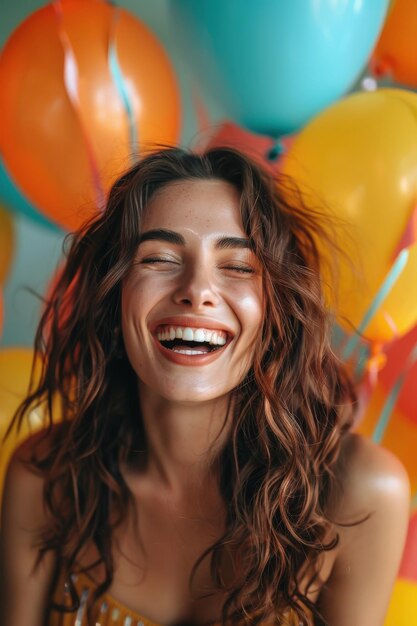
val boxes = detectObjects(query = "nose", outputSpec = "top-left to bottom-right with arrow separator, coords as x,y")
172,262 -> 220,309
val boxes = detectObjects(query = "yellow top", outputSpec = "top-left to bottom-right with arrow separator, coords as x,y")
48,570 -> 302,626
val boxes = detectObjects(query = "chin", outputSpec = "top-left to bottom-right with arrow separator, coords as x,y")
140,378 -> 234,405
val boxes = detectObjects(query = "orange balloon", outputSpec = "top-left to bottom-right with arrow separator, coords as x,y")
372,0 -> 417,86
0,0 -> 181,231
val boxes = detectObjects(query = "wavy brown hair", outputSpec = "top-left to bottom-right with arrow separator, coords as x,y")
4,146 -> 357,626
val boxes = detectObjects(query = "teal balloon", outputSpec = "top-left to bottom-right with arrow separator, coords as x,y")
172,0 -> 390,135
0,159 -> 62,233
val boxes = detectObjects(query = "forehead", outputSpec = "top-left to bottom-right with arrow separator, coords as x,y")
141,179 -> 244,234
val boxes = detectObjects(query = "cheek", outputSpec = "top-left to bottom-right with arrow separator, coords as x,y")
121,274 -> 156,318
231,284 -> 264,331
230,289 -> 264,384
120,280 -> 145,348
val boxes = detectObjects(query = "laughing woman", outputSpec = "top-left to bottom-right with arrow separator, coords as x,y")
0,147 -> 410,626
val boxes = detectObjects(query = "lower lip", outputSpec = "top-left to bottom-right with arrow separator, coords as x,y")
152,335 -> 231,366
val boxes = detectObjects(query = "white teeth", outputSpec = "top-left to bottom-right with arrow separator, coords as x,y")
194,329 -> 205,342
155,325 -> 229,346
209,331 -> 227,346
183,327 -> 194,341
172,349 -> 206,355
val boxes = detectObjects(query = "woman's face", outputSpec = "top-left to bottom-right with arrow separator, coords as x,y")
121,178 -> 264,403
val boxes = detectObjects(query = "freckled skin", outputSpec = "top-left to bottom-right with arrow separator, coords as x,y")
121,179 -> 264,403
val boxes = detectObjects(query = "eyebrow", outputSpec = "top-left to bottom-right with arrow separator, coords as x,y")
137,228 -> 253,250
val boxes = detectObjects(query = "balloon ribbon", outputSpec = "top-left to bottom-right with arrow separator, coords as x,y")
343,200 -> 417,442
342,248 -> 409,361
343,201 -> 417,362
108,4 -> 139,163
53,0 -> 106,212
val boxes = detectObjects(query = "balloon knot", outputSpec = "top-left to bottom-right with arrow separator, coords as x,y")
267,141 -> 284,161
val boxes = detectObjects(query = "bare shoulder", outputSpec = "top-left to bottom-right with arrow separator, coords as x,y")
332,432 -> 410,522
7,420 -> 68,463
2,423 -> 66,526
1,425 -> 63,626
316,433 -> 411,625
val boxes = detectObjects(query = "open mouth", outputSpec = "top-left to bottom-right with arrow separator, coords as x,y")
153,325 -> 233,356
158,338 -> 224,354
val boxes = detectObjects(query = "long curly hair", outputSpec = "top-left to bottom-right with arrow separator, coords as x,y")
4,146 -> 358,626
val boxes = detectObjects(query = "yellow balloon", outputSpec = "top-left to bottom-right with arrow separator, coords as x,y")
283,88 -> 417,342
0,348 -> 48,507
0,205 -> 15,284
384,579 -> 417,626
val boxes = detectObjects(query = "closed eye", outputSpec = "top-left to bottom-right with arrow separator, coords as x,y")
141,257 -> 178,264
140,258 -> 255,274
223,266 -> 255,274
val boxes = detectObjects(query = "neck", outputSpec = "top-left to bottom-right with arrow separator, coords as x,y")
133,381 -> 234,497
